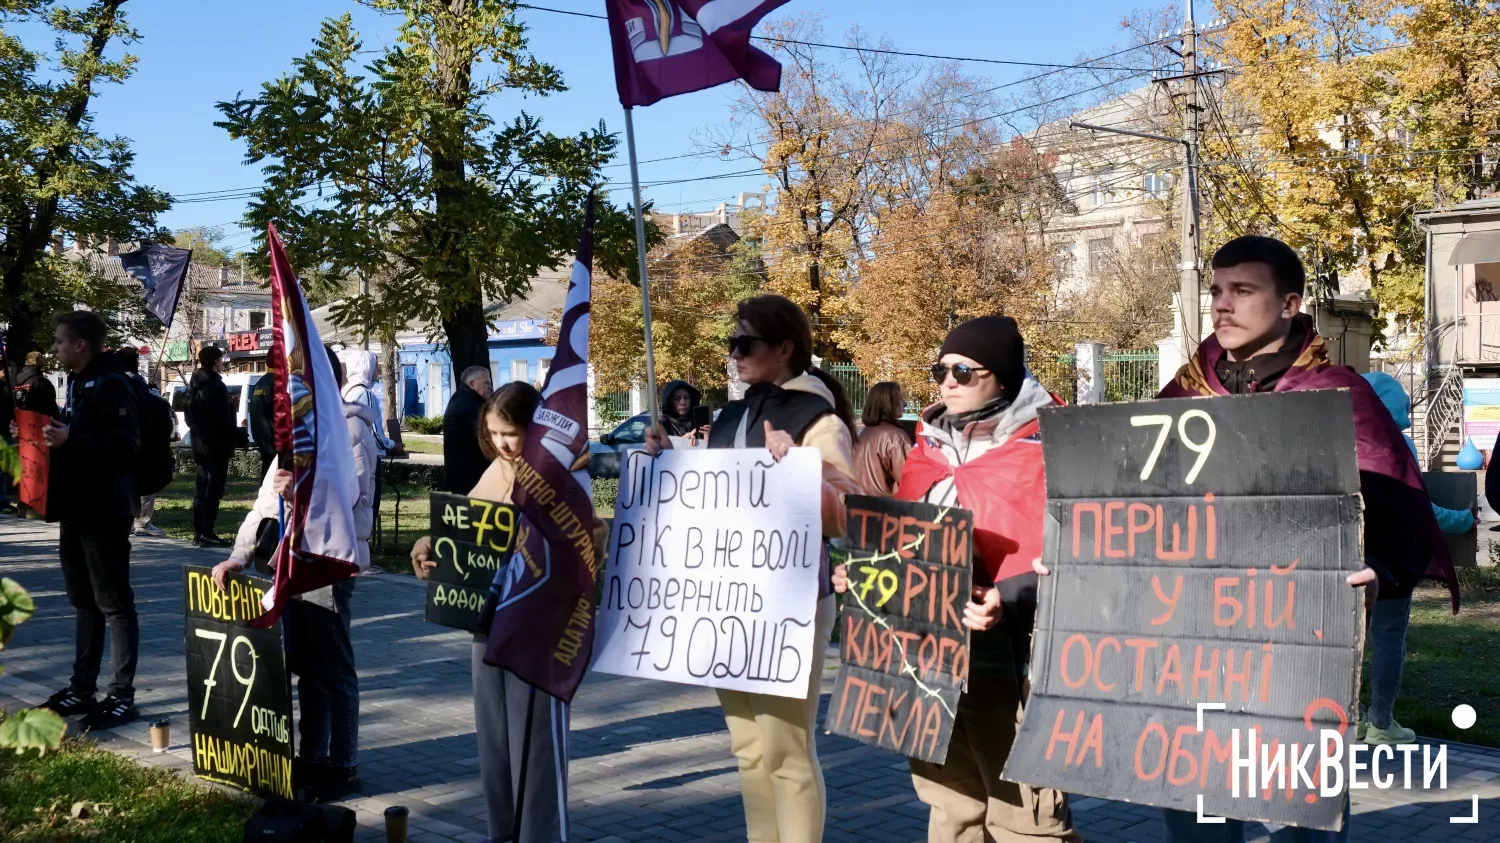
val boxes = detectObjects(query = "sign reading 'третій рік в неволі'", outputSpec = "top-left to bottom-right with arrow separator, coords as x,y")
592,447 -> 824,698
184,565 -> 293,800
1003,390 -> 1366,832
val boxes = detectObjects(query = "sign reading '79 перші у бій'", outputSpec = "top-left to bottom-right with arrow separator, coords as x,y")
823,495 -> 973,763
1002,391 -> 1364,832
183,564 -> 293,800
424,491 -> 520,633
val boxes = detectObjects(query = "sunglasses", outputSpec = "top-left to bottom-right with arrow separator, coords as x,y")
931,362 -> 990,385
727,335 -> 766,357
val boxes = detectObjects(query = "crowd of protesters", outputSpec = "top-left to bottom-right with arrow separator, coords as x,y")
0,234 -> 1472,843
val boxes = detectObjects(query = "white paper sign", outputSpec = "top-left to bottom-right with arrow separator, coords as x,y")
593,446 -> 823,698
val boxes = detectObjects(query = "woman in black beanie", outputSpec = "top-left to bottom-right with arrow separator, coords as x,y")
835,315 -> 1081,843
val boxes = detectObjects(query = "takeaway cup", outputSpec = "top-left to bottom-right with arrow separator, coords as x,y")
148,719 -> 170,752
385,806 -> 409,842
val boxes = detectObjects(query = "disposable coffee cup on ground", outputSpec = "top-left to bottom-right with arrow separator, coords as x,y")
384,806 -> 409,843
148,719 -> 169,753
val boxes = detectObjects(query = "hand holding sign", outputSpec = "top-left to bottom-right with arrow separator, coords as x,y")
42,419 -> 68,448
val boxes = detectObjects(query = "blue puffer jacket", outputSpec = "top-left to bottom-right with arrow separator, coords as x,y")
1363,372 -> 1476,535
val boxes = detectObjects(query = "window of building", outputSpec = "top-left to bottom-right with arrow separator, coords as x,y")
537,358 -> 551,386
1143,170 -> 1172,199
249,311 -> 266,331
1052,244 -> 1077,280
511,358 -> 529,385
1089,237 -> 1116,275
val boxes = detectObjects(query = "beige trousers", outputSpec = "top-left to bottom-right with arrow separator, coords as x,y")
909,674 -> 1082,843
717,594 -> 837,843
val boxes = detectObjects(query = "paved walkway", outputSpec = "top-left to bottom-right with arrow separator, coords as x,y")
3,516 -> 1499,843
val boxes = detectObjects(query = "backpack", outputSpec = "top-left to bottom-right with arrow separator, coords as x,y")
130,378 -> 175,497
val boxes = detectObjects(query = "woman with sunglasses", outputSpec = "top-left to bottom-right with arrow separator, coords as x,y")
833,316 -> 1081,843
644,293 -> 860,843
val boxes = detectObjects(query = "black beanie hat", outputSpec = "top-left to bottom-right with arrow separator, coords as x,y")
938,316 -> 1026,399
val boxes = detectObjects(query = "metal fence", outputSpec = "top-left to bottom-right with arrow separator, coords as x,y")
1102,350 -> 1160,402
1029,355 -> 1078,404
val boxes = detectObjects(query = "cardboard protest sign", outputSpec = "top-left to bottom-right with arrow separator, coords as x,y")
823,496 -> 972,763
15,409 -> 49,517
183,564 -> 293,799
593,447 -> 822,697
425,491 -> 520,633
1002,391 -> 1364,831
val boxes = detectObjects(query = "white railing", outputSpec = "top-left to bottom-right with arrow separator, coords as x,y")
1421,365 -> 1465,471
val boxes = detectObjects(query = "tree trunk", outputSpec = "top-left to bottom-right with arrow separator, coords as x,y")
443,299 -> 490,378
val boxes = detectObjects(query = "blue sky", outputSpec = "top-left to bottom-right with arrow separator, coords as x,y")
72,0 -> 1176,250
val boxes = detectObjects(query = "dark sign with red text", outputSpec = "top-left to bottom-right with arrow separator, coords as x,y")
1002,391 -> 1363,831
823,496 -> 973,763
425,492 -> 520,633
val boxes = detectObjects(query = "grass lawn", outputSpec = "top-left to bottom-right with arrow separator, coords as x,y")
401,438 -> 443,455
0,733 -> 255,842
1374,566 -> 1500,748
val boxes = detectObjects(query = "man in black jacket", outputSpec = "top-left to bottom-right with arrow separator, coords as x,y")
186,346 -> 235,547
8,312 -> 142,730
442,365 -> 492,494
13,351 -> 58,417
248,369 -> 276,479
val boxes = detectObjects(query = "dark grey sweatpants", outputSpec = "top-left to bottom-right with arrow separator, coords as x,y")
472,641 -> 569,843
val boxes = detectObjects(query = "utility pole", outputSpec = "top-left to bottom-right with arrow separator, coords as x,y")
1070,3 -> 1206,361
1178,0 -> 1203,358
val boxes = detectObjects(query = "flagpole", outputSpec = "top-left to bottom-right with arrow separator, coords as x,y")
623,106 -> 661,427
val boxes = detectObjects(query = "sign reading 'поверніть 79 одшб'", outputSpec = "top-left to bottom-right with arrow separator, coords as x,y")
593,447 -> 823,698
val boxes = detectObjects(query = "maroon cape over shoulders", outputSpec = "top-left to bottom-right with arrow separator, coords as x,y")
1159,316 -> 1459,613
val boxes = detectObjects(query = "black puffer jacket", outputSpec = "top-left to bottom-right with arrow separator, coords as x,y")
48,354 -> 139,522
13,364 -> 57,417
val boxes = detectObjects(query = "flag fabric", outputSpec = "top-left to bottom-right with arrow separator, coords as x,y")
606,0 -> 790,107
250,223 -> 364,628
481,199 -> 601,703
119,244 -> 192,328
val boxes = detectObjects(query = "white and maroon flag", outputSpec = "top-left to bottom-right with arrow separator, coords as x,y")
251,223 -> 363,627
480,199 -> 601,703
606,0 -> 791,107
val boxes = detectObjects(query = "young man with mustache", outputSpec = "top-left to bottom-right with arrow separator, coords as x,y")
1039,235 -> 1457,842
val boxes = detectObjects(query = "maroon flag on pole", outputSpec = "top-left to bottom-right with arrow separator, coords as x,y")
606,0 -> 790,107
481,200 -> 602,703
252,223 -> 364,628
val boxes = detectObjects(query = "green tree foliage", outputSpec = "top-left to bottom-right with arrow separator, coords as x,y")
0,0 -> 170,370
171,226 -> 232,267
215,3 -> 655,375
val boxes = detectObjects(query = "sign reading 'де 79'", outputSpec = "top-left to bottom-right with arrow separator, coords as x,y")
823,495 -> 972,764
1002,391 -> 1365,832
425,491 -> 520,633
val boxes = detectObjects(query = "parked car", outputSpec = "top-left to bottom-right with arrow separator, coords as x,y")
590,413 -> 651,480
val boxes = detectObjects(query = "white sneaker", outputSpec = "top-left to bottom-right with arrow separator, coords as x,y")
134,523 -> 167,538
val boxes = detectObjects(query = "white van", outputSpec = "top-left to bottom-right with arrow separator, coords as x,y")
168,372 -> 260,448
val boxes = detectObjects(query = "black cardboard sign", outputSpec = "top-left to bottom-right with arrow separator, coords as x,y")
183,565 -> 293,800
823,496 -> 973,763
424,492 -> 520,632
1002,391 -> 1365,832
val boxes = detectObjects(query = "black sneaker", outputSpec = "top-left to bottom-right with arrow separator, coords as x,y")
42,688 -> 96,716
79,695 -> 138,731
193,535 -> 229,548
0,503 -> 17,515
306,765 -> 360,803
